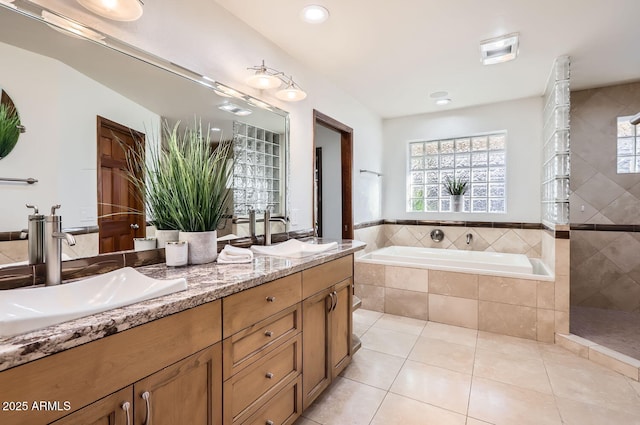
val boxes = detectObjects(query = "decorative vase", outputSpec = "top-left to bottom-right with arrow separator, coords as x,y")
156,229 -> 179,248
451,195 -> 464,212
179,230 -> 218,264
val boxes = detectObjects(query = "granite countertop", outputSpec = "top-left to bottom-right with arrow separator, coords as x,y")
0,239 -> 365,372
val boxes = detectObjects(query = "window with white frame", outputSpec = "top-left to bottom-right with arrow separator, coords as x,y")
616,116 -> 640,174
407,132 -> 507,213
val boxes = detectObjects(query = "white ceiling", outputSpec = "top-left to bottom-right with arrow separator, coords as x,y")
214,0 -> 640,119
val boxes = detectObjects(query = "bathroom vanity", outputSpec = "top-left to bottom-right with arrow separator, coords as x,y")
0,240 -> 363,425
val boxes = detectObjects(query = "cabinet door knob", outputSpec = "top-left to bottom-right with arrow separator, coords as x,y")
266,296 -> 276,302
141,391 -> 152,425
130,223 -> 140,229
332,290 -> 338,311
264,330 -> 274,337
121,401 -> 131,425
265,372 -> 274,379
266,421 -> 274,425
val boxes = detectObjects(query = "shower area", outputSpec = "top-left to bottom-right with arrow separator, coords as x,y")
569,81 -> 640,360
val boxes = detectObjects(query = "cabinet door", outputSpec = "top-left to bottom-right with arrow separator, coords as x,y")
301,288 -> 332,409
49,387 -> 133,425
331,278 -> 353,379
133,343 -> 222,425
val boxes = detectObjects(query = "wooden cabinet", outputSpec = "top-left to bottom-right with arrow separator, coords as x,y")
50,387 -> 133,425
301,256 -> 353,409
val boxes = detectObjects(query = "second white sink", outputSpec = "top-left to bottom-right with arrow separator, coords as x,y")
0,267 -> 187,337
251,239 -> 338,258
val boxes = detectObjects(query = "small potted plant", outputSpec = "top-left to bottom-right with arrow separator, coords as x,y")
443,175 -> 468,212
126,120 -> 234,264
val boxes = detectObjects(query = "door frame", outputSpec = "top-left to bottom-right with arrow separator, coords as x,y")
312,110 -> 353,239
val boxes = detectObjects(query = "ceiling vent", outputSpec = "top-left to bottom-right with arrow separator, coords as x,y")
480,33 -> 519,65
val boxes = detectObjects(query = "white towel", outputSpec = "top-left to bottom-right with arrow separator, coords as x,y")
217,245 -> 254,264
251,239 -> 338,258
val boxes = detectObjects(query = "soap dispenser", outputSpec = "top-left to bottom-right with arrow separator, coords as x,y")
26,204 -> 45,265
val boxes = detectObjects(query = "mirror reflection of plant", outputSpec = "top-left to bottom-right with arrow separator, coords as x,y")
125,120 -> 234,233
0,103 -> 21,159
443,175 -> 469,196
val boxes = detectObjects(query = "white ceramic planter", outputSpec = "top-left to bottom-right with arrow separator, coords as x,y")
451,195 -> 464,212
179,230 -> 217,264
156,229 -> 179,248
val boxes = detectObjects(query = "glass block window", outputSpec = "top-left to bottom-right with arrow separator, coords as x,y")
616,116 -> 640,174
408,132 -> 507,213
232,121 -> 283,215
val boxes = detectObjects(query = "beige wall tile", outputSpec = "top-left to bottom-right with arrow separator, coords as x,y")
537,281 -> 554,309
428,294 -> 478,329
355,283 -> 385,312
588,345 -> 640,380
541,231 -> 555,274
555,239 -> 570,276
514,229 -> 542,248
478,301 -> 537,340
0,239 -> 28,264
385,266 -> 428,292
478,276 -> 536,307
537,309 -> 555,343
554,310 -> 570,334
429,270 -> 478,299
354,262 -> 385,286
554,275 -> 570,312
491,231 -> 531,254
385,288 -> 428,320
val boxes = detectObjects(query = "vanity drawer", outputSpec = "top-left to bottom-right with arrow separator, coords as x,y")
241,375 -> 302,425
223,273 -> 301,337
223,304 -> 301,380
302,255 -> 353,298
224,333 -> 302,424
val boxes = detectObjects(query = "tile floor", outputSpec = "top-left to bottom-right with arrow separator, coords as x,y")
571,306 -> 640,361
295,309 -> 640,425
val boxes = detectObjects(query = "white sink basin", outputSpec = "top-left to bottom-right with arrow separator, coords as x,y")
251,239 -> 338,258
0,267 -> 187,337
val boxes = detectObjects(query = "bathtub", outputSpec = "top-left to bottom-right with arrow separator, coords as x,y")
358,245 -> 551,280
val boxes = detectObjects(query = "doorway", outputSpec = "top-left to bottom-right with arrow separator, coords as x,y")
313,110 -> 353,240
96,116 -> 146,254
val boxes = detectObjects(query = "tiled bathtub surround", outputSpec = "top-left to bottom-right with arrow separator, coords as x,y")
354,262 -> 563,343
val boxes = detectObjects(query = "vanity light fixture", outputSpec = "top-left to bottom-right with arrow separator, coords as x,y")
76,0 -> 144,22
480,32 -> 519,65
246,60 -> 307,102
42,10 -> 106,43
300,5 -> 330,24
0,0 -> 17,9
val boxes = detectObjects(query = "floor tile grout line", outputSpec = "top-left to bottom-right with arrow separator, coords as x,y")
465,326 -> 480,420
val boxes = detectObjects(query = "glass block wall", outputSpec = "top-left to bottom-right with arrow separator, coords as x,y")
232,121 -> 283,215
542,56 -> 570,224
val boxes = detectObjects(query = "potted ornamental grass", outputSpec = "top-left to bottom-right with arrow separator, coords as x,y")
443,175 -> 468,212
126,120 -> 234,264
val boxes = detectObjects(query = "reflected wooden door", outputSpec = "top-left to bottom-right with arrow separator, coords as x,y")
97,116 -> 145,254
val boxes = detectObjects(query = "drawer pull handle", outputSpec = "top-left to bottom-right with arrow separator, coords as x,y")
266,421 -> 274,425
265,372 -> 274,379
326,293 -> 333,312
332,290 -> 338,311
122,401 -> 131,425
142,391 -> 152,425
266,296 -> 276,302
265,330 -> 274,337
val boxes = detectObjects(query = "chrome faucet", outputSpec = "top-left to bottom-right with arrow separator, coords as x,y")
264,209 -> 271,246
466,233 -> 473,245
248,208 -> 256,238
45,205 -> 76,286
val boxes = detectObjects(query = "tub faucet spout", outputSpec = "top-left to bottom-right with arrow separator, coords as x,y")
466,233 -> 473,245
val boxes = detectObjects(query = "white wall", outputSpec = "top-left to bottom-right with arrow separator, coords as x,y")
315,125 -> 342,239
0,41 -> 160,231
383,97 -> 543,222
32,0 -> 385,230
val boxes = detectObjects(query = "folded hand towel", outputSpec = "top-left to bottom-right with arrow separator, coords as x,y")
217,245 -> 254,264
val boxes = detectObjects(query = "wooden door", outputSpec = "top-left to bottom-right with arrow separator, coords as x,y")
49,387 -> 133,425
301,288 -> 332,409
133,344 -> 222,425
331,279 -> 353,379
97,116 -> 145,254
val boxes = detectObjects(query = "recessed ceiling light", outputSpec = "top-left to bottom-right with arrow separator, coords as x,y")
429,91 -> 448,99
435,98 -> 452,106
480,32 -> 519,65
301,5 -> 329,24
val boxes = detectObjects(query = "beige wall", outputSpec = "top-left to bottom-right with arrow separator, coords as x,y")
570,82 -> 640,312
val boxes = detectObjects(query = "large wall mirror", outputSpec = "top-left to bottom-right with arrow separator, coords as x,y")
0,2 -> 289,267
